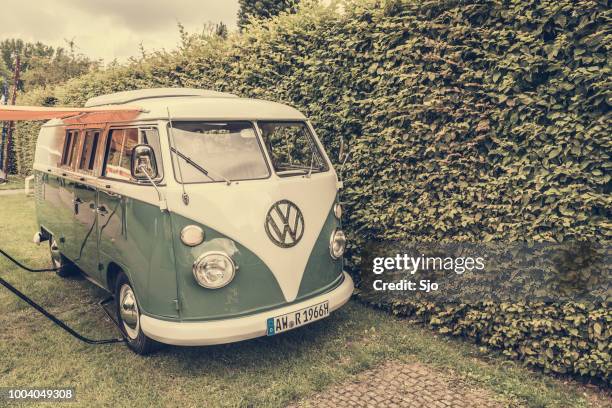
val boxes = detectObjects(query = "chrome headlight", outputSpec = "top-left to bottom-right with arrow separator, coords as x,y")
193,251 -> 236,289
329,229 -> 346,260
333,202 -> 342,220
181,225 -> 205,246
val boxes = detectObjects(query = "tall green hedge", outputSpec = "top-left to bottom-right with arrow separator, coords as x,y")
238,0 -> 300,28
14,0 -> 611,381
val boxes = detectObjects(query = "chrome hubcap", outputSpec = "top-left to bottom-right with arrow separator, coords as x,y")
119,284 -> 140,340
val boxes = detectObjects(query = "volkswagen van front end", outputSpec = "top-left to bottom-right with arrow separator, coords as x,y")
139,117 -> 354,346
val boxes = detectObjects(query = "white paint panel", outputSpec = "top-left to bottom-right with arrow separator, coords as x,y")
141,272 -> 354,346
33,120 -> 65,170
167,172 -> 338,302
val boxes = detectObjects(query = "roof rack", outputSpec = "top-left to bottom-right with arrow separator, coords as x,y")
85,88 -> 238,107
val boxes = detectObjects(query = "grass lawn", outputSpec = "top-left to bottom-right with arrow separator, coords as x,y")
0,174 -> 25,190
0,194 -> 608,407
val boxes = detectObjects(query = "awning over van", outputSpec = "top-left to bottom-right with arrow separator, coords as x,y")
0,105 -> 142,124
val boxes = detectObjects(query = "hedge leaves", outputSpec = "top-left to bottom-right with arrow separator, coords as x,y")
13,0 -> 611,381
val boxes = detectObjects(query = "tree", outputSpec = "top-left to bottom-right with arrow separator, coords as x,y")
0,39 -> 99,91
0,39 -> 98,176
215,22 -> 229,39
0,59 -> 9,95
0,39 -> 53,91
238,0 -> 300,29
22,46 -> 98,89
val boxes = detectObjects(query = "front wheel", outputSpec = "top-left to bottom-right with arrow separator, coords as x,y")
115,272 -> 161,355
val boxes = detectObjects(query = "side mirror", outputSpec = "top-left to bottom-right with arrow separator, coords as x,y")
338,137 -> 350,164
131,144 -> 158,181
336,139 -> 351,189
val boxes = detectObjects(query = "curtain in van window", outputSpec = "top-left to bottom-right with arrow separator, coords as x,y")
105,128 -> 138,180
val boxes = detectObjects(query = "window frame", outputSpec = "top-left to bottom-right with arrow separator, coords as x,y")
60,129 -> 83,169
77,128 -> 102,175
101,126 -> 164,185
256,120 -> 330,176
166,120 -> 272,185
60,131 -> 73,166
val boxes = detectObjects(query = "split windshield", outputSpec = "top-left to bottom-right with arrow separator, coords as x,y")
169,121 -> 327,183
258,121 -> 327,176
169,121 -> 269,183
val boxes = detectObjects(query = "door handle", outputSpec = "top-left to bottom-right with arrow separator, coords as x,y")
105,190 -> 121,198
96,206 -> 109,216
73,197 -> 83,215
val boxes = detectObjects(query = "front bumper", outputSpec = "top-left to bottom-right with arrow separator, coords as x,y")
140,272 -> 354,346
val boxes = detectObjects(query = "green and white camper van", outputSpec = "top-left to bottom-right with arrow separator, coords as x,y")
31,88 -> 353,354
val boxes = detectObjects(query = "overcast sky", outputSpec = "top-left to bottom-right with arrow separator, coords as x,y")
1,0 -> 240,62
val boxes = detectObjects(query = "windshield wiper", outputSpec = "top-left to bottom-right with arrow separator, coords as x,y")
276,169 -> 309,176
276,153 -> 318,178
170,147 -> 231,185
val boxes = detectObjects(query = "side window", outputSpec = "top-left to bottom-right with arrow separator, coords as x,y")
104,128 -> 139,181
60,130 -> 79,166
103,127 -> 162,182
258,122 -> 327,176
68,130 -> 82,168
141,129 -> 160,159
60,130 -> 81,168
60,131 -> 73,166
79,130 -> 100,172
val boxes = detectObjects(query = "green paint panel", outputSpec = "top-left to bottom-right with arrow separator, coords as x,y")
297,207 -> 343,298
72,181 -> 99,277
35,171 -> 77,254
170,207 -> 344,322
97,192 -> 178,318
36,170 -> 179,319
170,213 -> 287,321
36,170 -> 344,323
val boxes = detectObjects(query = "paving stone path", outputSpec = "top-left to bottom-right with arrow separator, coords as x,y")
286,361 -> 503,408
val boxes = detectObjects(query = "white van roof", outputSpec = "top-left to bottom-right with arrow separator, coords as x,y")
83,88 -> 307,121
84,88 -> 237,107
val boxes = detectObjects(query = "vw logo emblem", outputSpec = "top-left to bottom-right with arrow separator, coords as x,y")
265,200 -> 305,248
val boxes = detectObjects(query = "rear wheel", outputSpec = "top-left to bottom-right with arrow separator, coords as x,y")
49,238 -> 76,278
115,272 -> 161,355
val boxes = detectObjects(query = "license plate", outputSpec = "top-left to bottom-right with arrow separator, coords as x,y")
266,301 -> 330,336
